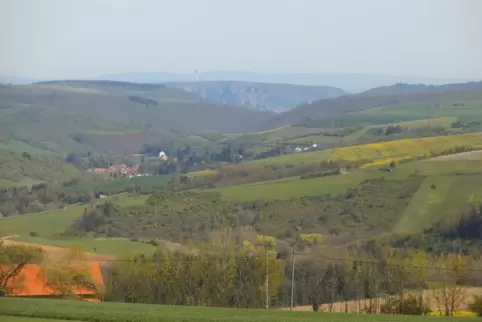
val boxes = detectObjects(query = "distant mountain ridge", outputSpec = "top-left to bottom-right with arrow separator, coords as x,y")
360,81 -> 482,96
165,81 -> 347,112
3,72 -> 478,93
98,71 -> 478,93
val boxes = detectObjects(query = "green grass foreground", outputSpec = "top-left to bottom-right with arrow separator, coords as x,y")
0,317 -> 82,322
0,298 -> 478,322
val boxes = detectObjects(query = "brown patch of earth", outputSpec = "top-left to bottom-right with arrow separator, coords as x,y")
279,287 -> 482,313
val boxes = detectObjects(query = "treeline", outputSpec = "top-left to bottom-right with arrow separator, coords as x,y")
101,240 -> 482,316
0,184 -> 93,217
105,245 -> 282,307
4,234 -> 482,316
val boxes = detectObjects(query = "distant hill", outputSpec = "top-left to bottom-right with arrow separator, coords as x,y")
266,81 -> 482,128
0,75 -> 44,85
99,71 -> 477,93
165,81 -> 346,112
0,81 -> 274,153
360,81 -> 482,96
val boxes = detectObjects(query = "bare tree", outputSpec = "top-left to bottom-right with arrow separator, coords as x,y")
432,253 -> 468,316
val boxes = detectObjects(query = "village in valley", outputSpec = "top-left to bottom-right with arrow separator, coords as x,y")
88,151 -> 170,178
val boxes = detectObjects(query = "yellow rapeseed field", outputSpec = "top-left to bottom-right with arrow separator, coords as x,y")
250,132 -> 482,166
429,311 -> 477,317
361,156 -> 413,169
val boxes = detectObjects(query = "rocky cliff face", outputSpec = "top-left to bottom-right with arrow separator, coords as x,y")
166,82 -> 347,112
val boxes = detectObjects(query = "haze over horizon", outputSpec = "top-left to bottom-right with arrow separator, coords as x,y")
1,0 -> 481,82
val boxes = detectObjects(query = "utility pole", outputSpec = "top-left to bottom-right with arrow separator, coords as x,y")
374,260 -> 378,313
256,242 -> 275,310
265,245 -> 269,310
290,249 -> 296,311
331,260 -> 335,311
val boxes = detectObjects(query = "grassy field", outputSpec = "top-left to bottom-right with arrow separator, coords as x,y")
0,177 -> 44,188
0,193 -> 154,256
290,117 -> 458,146
0,139 -> 51,154
0,317 -> 81,322
68,175 -> 173,195
14,236 -> 157,257
0,298 -> 477,322
247,132 -> 482,166
0,206 -> 87,238
204,157 -> 482,203
107,193 -> 150,206
340,117 -> 458,143
205,171 -> 382,202
394,176 -> 459,234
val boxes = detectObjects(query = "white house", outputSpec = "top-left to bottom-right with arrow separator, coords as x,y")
159,151 -> 168,160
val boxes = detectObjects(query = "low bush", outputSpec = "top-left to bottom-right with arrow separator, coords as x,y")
469,295 -> 482,317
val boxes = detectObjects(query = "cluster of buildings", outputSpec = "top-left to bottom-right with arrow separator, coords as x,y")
91,164 -> 140,178
294,143 -> 318,152
88,151 -> 169,178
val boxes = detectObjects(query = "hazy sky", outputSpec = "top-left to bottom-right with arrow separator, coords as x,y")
1,0 -> 481,79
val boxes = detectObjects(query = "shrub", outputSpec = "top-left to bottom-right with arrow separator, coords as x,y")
29,231 -> 39,237
21,152 -> 32,159
381,295 -> 431,315
146,239 -> 158,246
297,233 -> 323,246
469,295 -> 482,317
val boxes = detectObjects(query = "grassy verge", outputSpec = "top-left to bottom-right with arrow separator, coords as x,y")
0,298 -> 477,322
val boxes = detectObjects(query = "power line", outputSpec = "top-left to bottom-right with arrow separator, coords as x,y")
42,252 -> 482,272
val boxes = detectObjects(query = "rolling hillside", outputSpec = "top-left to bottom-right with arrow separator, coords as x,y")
268,81 -> 482,127
0,150 -> 82,187
0,81 -> 276,154
165,81 -> 346,111
0,82 -> 274,133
